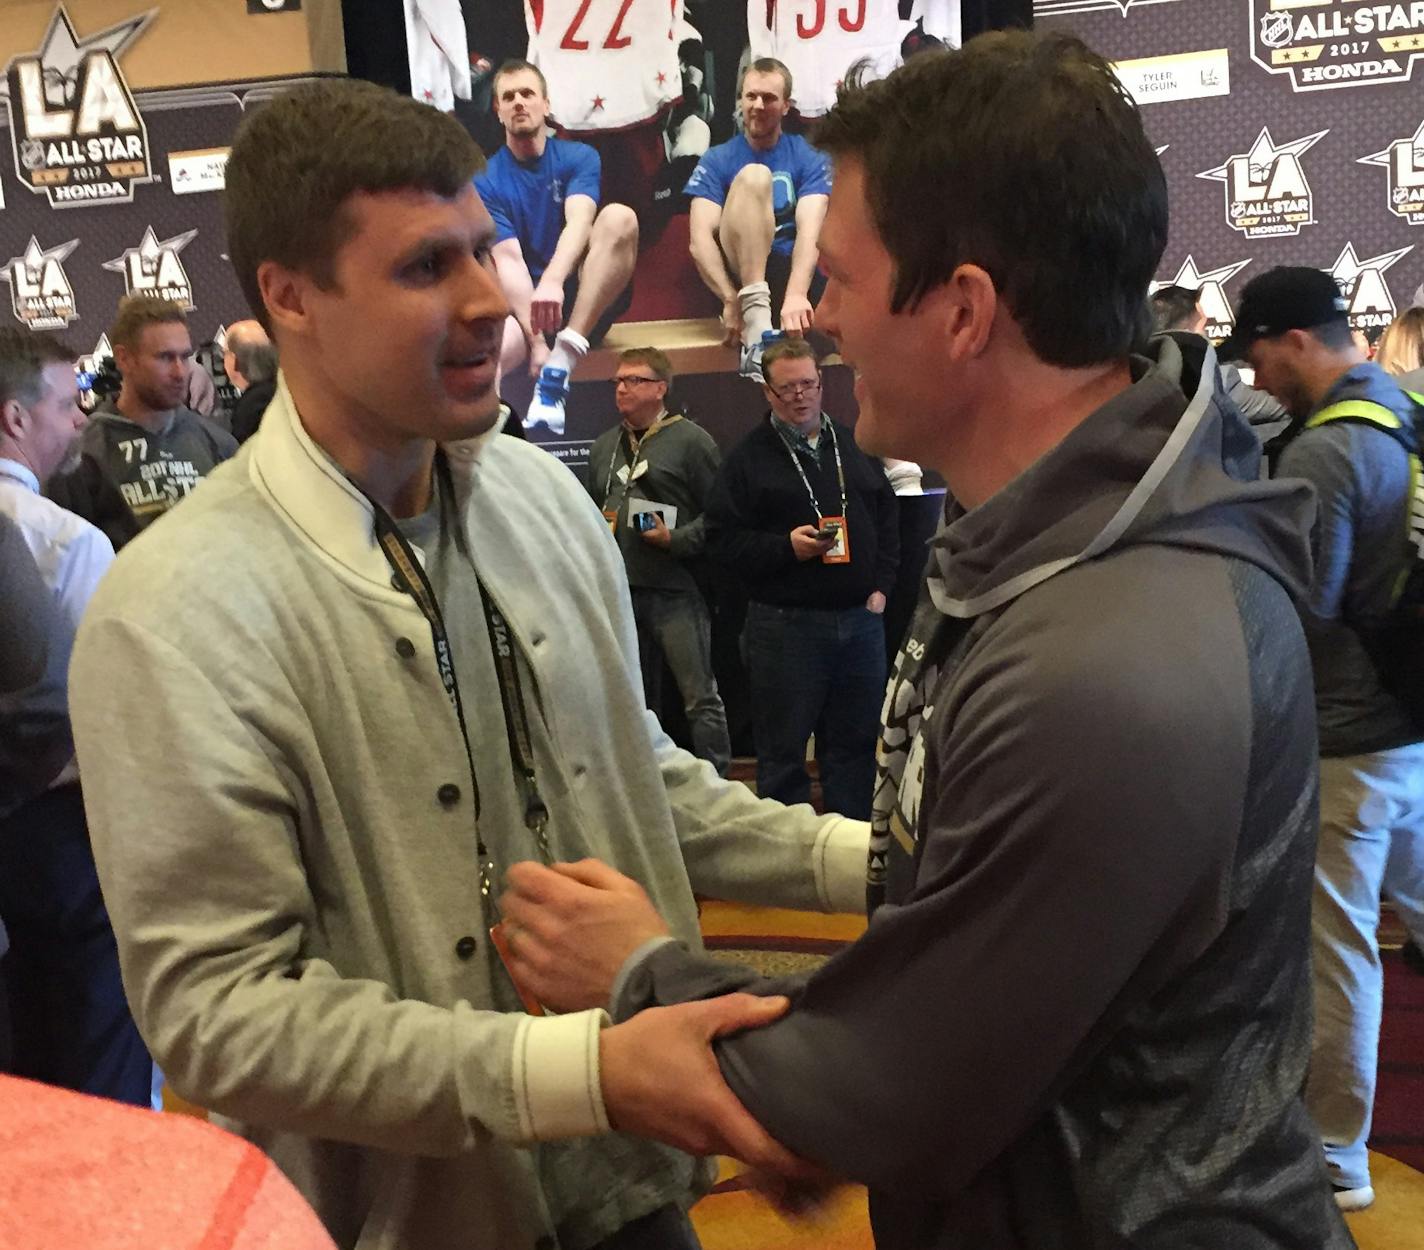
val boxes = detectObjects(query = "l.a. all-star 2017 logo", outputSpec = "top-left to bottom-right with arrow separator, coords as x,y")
1197,127 -> 1326,240
102,226 -> 197,309
2,4 -> 155,208
1329,243 -> 1414,333
1151,254 -> 1252,341
1251,0 -> 1424,92
1358,119 -> 1424,228
1,235 -> 80,330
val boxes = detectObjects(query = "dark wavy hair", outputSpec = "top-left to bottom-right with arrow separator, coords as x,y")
815,32 -> 1168,367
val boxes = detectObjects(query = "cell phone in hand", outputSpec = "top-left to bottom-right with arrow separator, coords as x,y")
814,523 -> 840,541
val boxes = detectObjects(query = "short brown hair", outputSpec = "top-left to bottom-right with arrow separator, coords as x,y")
224,79 -> 485,332
761,336 -> 817,384
814,33 -> 1166,367
739,57 -> 792,101
617,346 -> 673,385
492,58 -> 549,100
110,295 -> 188,352
0,326 -> 73,409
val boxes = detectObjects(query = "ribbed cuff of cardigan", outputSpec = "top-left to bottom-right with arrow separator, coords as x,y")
511,1008 -> 611,1141
814,816 -> 871,914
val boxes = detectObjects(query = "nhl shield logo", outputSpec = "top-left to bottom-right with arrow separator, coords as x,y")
1260,12 -> 1293,48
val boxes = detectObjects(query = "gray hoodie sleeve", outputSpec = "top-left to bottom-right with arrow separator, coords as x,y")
618,553 -> 1247,1197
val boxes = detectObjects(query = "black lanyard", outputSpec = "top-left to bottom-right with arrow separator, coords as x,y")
365,455 -> 550,902
777,417 -> 847,523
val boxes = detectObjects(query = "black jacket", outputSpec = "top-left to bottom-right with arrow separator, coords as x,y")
705,415 -> 899,609
230,378 -> 277,446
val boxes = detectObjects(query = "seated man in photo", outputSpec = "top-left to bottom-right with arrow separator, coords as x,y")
478,59 -> 638,433
685,57 -> 830,381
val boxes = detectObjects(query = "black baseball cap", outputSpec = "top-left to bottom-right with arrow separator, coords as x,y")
1151,284 -> 1203,304
1219,266 -> 1349,360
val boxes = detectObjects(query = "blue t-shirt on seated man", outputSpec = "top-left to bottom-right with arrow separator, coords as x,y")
475,136 -> 602,284
684,132 -> 831,257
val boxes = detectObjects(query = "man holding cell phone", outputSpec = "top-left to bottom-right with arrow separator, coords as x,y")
586,347 -> 731,775
705,337 -> 899,817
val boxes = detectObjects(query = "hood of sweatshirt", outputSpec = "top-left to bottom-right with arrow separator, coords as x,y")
926,332 -> 1315,620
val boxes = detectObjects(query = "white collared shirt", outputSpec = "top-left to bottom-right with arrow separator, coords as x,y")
0,457 -> 113,636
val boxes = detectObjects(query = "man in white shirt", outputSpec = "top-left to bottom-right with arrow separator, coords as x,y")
0,325 -> 149,1105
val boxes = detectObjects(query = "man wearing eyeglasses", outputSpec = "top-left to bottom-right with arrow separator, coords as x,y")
586,349 -> 730,774
706,337 -> 898,817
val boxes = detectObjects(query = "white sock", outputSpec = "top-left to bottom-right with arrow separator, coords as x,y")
738,282 -> 773,348
545,327 -> 590,378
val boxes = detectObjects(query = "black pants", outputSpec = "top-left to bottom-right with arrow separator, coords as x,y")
0,783 -> 150,1104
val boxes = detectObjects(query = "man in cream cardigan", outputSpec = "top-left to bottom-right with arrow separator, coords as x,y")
68,81 -> 865,1250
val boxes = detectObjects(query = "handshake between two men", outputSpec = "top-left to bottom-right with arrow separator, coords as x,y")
498,859 -> 832,1202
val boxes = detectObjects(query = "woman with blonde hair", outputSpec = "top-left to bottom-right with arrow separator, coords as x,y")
1375,306 -> 1424,388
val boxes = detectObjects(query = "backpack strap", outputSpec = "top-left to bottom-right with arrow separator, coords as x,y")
1305,397 -> 1416,454
1305,395 -> 1424,602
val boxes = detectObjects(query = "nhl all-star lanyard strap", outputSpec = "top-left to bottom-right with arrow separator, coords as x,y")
779,417 -> 847,523
601,412 -> 682,510
366,470 -> 550,903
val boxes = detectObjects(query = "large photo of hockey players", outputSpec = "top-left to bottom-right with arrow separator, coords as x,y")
453,1 -> 965,328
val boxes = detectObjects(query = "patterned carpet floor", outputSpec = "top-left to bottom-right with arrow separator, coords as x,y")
691,902 -> 1424,1250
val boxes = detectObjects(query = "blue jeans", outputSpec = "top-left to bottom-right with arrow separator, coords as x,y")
741,601 -> 886,818
0,784 -> 151,1105
1307,742 -> 1424,1190
631,587 -> 730,775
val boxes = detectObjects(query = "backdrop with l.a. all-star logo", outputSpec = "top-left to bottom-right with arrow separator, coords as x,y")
1035,0 -> 1424,339
0,1 -> 340,361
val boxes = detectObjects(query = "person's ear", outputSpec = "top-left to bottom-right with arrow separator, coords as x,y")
258,260 -> 313,339
0,395 -> 29,441
935,263 -> 998,363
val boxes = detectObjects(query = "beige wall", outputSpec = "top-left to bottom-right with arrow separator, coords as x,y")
0,0 -> 345,87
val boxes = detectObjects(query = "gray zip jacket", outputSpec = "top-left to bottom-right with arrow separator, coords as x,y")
614,335 -> 1354,1248
69,376 -> 867,1250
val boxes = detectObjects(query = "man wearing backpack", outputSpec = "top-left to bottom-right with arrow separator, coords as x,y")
1229,264 -> 1424,1212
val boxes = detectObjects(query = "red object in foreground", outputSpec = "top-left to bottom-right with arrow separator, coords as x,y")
0,1075 -> 335,1250
1374,948 -> 1424,1174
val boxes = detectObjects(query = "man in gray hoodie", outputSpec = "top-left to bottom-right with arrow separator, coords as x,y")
499,32 -> 1354,1248
1228,265 -> 1424,1212
74,295 -> 236,539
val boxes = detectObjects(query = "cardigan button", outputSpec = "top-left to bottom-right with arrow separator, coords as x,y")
454,935 -> 477,960
395,637 -> 416,658
437,783 -> 461,806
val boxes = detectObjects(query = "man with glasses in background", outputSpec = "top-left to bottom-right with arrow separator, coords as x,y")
586,348 -> 729,774
706,337 -> 897,816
